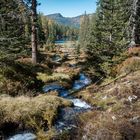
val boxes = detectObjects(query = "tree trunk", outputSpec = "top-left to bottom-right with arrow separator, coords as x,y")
131,0 -> 140,46
31,0 -> 37,64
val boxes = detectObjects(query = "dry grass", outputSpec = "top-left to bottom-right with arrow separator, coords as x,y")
118,57 -> 140,74
77,111 -> 138,140
78,70 -> 140,106
36,67 -> 79,89
37,72 -> 70,83
74,69 -> 140,140
0,94 -> 72,134
128,47 -> 140,57
37,128 -> 57,140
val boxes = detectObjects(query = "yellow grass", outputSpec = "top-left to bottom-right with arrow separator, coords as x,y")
0,95 -> 72,130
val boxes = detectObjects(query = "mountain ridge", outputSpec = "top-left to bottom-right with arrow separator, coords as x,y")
46,13 -> 83,28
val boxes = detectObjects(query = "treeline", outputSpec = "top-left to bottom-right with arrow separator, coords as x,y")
0,0 -> 79,61
79,0 -> 140,77
38,14 -> 79,46
0,0 -> 30,57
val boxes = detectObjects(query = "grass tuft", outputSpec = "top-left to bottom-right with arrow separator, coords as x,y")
0,95 -> 72,134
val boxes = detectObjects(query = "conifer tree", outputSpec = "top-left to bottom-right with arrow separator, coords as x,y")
79,0 -> 136,76
79,12 -> 90,50
129,0 -> 140,46
0,0 -> 26,57
31,0 -> 38,64
37,13 -> 45,46
47,20 -> 56,44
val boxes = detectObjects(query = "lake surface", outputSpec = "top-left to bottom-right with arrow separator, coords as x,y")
55,40 -> 66,45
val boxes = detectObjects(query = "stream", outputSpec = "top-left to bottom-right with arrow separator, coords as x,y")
8,70 -> 92,139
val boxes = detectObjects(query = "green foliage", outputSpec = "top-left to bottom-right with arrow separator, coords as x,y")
79,0 -> 136,77
0,0 -> 31,57
79,12 -> 90,50
38,13 -> 79,47
0,58 -> 46,96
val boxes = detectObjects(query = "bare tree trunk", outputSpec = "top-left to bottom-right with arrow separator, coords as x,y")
130,0 -> 140,46
31,0 -> 37,64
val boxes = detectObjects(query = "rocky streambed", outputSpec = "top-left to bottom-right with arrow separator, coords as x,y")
8,73 -> 92,140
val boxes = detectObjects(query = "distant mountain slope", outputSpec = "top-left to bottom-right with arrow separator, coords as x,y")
46,13 -> 83,28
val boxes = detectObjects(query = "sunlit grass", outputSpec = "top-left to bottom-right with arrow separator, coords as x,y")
0,94 -> 72,132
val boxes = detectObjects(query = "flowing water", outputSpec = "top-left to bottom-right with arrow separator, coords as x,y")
51,54 -> 62,62
8,133 -> 36,140
8,73 -> 92,140
43,73 -> 92,132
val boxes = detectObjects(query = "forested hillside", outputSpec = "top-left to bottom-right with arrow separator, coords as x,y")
0,0 -> 140,140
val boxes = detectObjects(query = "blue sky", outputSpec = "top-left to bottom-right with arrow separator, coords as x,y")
38,0 -> 97,17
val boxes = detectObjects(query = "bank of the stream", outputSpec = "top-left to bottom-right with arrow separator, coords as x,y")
1,43 -> 140,140
7,72 -> 92,140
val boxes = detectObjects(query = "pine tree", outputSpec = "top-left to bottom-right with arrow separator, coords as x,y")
129,0 -> 140,46
0,0 -> 26,57
41,16 -> 49,43
79,12 -> 90,50
31,0 -> 38,64
80,0 -> 135,76
47,20 -> 56,44
37,13 -> 45,46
